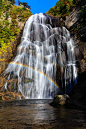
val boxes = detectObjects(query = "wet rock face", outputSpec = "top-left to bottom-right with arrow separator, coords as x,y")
64,0 -> 86,29
44,14 -> 65,28
63,0 -> 86,74
79,45 -> 86,73
69,39 -> 86,74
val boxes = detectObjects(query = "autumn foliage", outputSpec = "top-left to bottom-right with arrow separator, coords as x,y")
47,0 -> 74,18
0,1 -> 32,54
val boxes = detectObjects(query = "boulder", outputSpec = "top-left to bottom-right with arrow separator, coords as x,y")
50,94 -> 70,106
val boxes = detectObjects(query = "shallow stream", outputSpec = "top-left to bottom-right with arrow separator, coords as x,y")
0,99 -> 86,129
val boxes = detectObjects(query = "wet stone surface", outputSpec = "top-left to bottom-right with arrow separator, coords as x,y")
0,99 -> 86,129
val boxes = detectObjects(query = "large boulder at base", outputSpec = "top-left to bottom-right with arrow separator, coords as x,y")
50,94 -> 70,106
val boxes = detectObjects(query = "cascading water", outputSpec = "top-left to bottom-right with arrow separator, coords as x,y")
2,13 -> 78,98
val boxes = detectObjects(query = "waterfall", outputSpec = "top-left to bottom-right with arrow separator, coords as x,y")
3,13 -> 78,99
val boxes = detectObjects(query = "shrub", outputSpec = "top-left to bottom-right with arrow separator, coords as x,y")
79,5 -> 86,20
4,20 -> 9,26
5,13 -> 9,19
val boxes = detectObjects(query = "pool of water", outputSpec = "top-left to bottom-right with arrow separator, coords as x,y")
0,99 -> 86,129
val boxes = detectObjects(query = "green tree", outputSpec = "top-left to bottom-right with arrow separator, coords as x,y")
22,2 -> 31,9
8,0 -> 15,4
18,0 -> 31,10
18,0 -> 22,5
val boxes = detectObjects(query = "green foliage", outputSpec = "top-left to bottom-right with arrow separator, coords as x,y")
5,4 -> 11,11
47,0 -> 74,18
18,0 -> 31,10
80,5 -> 86,20
16,7 -> 25,12
72,3 -> 86,32
0,0 -> 32,53
5,13 -> 9,19
8,0 -> 15,4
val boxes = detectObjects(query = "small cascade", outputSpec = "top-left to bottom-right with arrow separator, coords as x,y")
2,13 -> 78,98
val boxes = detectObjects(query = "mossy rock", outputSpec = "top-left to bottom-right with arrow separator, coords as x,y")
50,94 -> 70,107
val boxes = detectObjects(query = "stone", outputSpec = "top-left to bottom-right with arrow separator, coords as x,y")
0,96 -> 2,101
50,94 -> 70,106
0,77 -> 5,88
7,79 -> 18,91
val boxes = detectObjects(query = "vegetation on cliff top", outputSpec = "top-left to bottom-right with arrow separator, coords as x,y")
0,0 -> 32,56
47,0 -> 86,40
46,0 -> 74,18
46,0 -> 82,19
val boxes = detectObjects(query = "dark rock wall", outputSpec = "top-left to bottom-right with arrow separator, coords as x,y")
64,0 -> 86,74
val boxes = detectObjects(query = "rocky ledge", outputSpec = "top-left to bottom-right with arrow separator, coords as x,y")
0,91 -> 25,101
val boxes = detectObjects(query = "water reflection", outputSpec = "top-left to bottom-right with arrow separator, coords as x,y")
0,100 -> 86,129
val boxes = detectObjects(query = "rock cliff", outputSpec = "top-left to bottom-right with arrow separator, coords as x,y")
47,0 -> 86,107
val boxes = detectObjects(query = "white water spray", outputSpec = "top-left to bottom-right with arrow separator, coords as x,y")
3,13 -> 77,98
